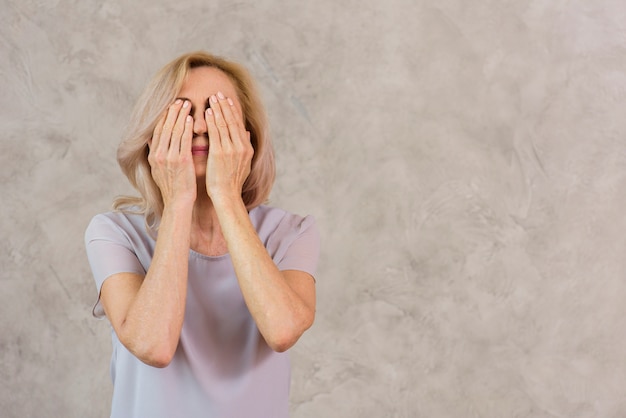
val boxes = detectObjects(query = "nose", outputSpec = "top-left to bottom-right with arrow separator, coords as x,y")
192,109 -> 207,136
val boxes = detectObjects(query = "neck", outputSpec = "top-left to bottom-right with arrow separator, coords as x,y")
189,182 -> 227,256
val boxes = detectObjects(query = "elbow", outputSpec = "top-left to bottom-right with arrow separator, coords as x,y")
141,350 -> 174,368
138,340 -> 177,368
114,318 -> 182,368
268,336 -> 296,353
121,335 -> 177,368
266,310 -> 315,353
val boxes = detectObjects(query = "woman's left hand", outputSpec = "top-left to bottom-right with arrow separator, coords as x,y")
204,92 -> 254,203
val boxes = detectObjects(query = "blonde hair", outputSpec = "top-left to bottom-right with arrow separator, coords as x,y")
113,51 -> 275,231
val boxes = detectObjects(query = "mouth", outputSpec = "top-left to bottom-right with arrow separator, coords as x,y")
191,145 -> 209,156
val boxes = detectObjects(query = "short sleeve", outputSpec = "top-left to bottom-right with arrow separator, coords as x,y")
85,214 -> 146,318
272,215 -> 320,277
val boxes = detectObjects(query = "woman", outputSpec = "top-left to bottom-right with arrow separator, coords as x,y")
85,51 -> 320,417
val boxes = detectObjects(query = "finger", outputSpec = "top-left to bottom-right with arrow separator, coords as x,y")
246,131 -> 254,159
158,99 -> 184,153
228,96 -> 246,132
212,93 -> 233,149
218,94 -> 246,147
168,100 -> 191,156
205,106 -> 222,152
150,111 -> 167,150
180,114 -> 193,157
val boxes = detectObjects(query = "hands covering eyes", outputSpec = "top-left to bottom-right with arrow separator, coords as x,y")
147,92 -> 253,207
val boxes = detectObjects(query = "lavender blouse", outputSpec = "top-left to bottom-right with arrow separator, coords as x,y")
85,205 -> 320,418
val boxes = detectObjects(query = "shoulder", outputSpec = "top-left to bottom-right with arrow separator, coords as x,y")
85,210 -> 148,244
250,205 -> 319,256
249,205 -> 317,239
251,205 -> 320,273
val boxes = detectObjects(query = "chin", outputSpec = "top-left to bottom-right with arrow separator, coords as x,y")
194,164 -> 206,178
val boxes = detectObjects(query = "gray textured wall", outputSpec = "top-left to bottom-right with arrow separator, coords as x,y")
2,0 -> 626,417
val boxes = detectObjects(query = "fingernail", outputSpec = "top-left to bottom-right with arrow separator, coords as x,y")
227,98 -> 234,106
186,115 -> 192,122
217,91 -> 225,100
175,99 -> 182,104
183,100 -> 189,108
211,95 -> 218,103
206,108 -> 213,115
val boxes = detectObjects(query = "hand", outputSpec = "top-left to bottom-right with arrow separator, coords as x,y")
147,99 -> 197,206
204,92 -> 254,202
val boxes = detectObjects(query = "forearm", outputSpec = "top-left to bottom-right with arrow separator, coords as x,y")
213,195 -> 314,351
120,202 -> 193,365
204,90 -> 314,350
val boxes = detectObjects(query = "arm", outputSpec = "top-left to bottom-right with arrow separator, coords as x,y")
205,93 -> 316,352
214,196 -> 316,352
100,99 -> 196,367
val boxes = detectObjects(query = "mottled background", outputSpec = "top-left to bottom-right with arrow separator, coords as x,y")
2,0 -> 626,417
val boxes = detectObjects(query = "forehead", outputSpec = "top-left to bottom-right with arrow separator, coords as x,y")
179,66 -> 239,97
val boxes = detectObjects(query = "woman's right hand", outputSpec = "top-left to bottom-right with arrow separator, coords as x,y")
148,99 -> 197,206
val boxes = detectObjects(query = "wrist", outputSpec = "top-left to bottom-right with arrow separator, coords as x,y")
162,198 -> 195,218
208,190 -> 245,211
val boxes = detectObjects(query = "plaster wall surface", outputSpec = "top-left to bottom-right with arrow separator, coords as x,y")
2,0 -> 626,416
